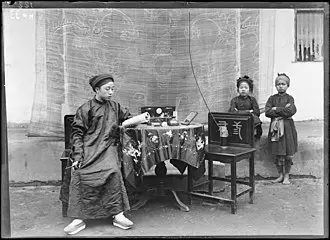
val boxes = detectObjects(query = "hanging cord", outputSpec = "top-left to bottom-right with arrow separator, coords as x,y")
188,12 -> 218,125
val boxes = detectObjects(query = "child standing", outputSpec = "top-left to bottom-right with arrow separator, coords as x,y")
265,73 -> 298,185
228,75 -> 263,139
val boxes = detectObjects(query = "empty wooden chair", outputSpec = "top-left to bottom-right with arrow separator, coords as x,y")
188,112 -> 256,214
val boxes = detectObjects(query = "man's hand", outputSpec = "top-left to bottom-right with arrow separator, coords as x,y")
110,124 -> 120,139
71,161 -> 82,171
285,103 -> 291,108
271,107 -> 277,111
123,108 -> 132,119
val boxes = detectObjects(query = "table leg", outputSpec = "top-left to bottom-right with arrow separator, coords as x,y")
231,158 -> 237,214
171,190 -> 190,212
231,201 -> 237,214
249,152 -> 255,204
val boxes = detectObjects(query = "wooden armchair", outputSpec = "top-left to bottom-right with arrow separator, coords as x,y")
59,115 -> 74,217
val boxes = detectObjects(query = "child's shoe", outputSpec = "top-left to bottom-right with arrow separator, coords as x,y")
113,212 -> 133,230
64,219 -> 86,235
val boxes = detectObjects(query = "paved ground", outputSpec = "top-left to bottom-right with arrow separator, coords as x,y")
4,120 -> 326,238
7,178 -> 326,238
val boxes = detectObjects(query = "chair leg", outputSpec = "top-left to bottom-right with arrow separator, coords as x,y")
231,202 -> 237,214
231,159 -> 237,214
249,153 -> 255,204
61,159 -> 67,185
187,166 -> 193,205
62,202 -> 68,217
208,159 -> 213,195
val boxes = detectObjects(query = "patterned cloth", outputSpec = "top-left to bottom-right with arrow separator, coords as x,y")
270,117 -> 284,141
29,9 -> 268,138
121,124 -> 206,188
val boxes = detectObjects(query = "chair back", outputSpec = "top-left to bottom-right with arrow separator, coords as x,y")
208,112 -> 255,148
64,115 -> 75,149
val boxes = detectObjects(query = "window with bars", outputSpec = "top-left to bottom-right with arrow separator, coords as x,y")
295,9 -> 324,62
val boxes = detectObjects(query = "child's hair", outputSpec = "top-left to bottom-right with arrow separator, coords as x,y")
236,75 -> 254,92
275,73 -> 290,87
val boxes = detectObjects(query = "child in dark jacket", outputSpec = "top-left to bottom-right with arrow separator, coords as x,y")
228,75 -> 262,139
265,73 -> 298,185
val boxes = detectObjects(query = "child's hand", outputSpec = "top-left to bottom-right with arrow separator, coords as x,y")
234,108 -> 238,111
249,110 -> 253,113
271,107 -> 277,111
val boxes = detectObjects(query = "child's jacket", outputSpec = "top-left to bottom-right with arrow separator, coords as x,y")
228,95 -> 262,126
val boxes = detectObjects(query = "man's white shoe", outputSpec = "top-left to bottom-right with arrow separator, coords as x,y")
113,213 -> 133,230
64,219 -> 86,235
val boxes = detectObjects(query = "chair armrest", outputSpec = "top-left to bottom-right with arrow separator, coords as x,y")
60,149 -> 71,161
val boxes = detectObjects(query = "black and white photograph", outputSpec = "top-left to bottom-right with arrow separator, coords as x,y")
1,1 -> 328,238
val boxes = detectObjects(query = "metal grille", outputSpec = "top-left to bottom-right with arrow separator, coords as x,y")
295,10 -> 324,62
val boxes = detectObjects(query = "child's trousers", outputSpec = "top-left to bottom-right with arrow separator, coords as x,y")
275,155 -> 293,173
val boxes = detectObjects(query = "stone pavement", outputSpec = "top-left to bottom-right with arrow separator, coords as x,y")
7,178 -> 326,238
4,120 -> 326,238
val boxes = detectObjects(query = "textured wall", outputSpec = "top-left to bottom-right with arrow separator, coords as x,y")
29,9 -> 261,137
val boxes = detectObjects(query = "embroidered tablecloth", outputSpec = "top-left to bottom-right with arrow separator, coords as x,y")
120,123 -> 206,188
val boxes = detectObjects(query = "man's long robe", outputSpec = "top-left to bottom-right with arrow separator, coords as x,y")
60,97 -> 130,219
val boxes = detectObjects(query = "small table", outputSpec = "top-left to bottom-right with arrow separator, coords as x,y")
120,123 -> 206,212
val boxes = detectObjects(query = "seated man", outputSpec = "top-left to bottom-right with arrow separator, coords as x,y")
60,74 -> 133,235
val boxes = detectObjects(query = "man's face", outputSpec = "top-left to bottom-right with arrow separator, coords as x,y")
95,81 -> 115,101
